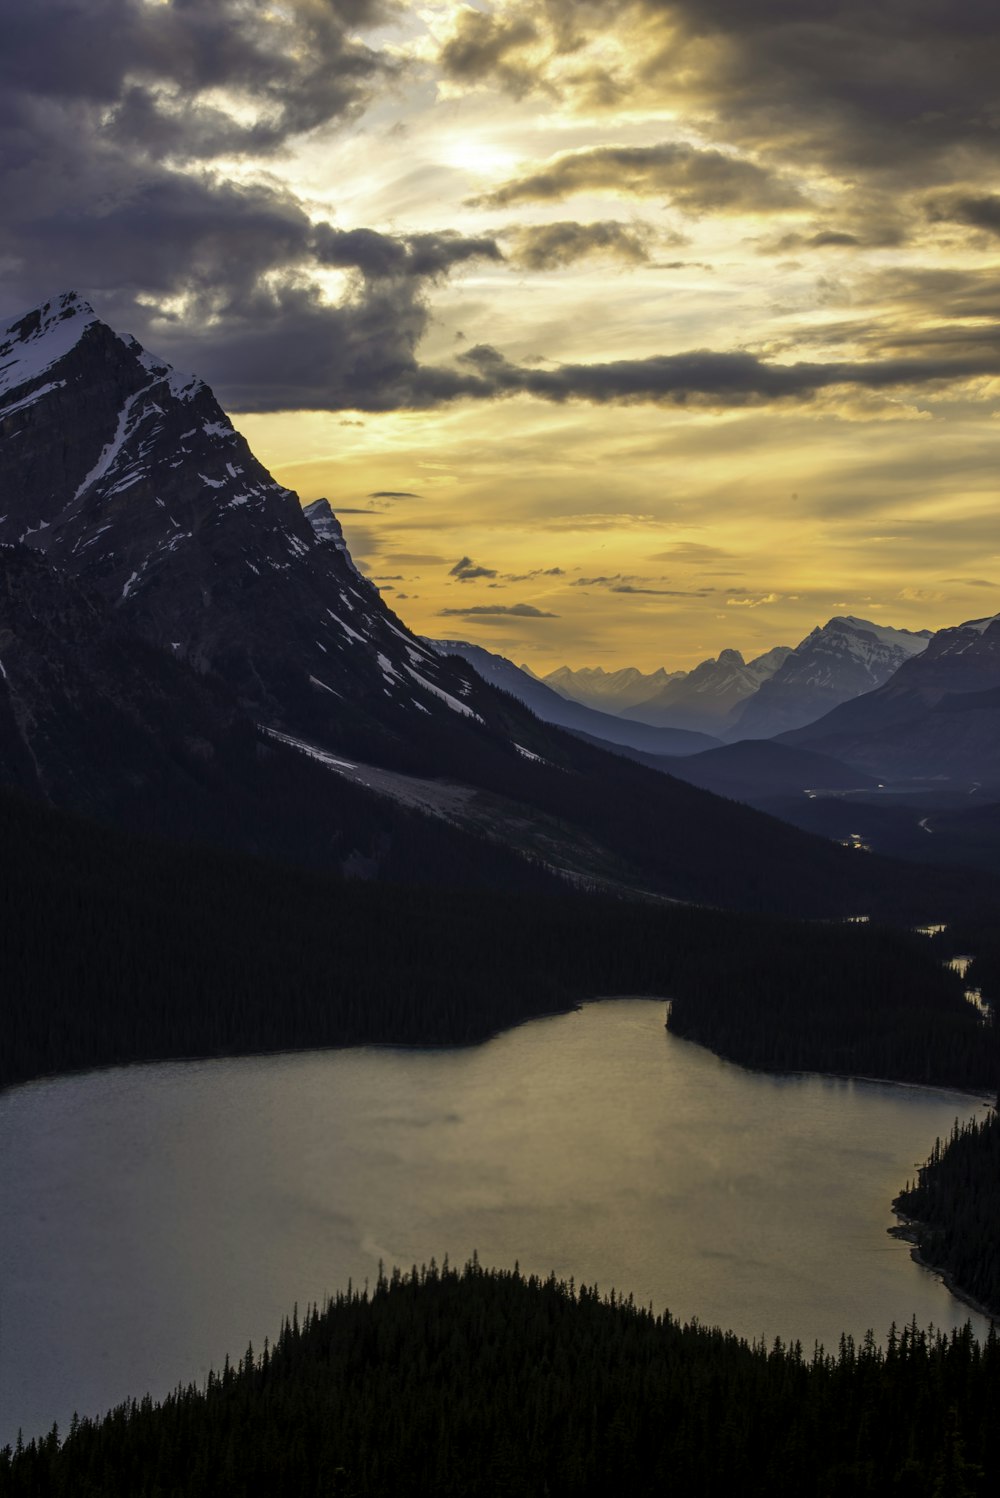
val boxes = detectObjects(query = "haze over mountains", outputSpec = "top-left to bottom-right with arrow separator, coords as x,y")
2,290 -> 925,917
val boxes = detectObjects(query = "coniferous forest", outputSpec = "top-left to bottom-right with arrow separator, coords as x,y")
2,787 -> 995,1098
894,1112 -> 1000,1318
3,1260 -> 997,1498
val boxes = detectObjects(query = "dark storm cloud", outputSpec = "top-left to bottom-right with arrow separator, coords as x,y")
637,0 -> 1000,179
444,340 -> 1000,409
0,0 -> 506,414
439,7 -> 541,99
313,226 -> 502,280
928,195 -> 1000,237
475,142 -> 805,213
506,220 -> 654,269
0,0 -> 393,158
450,556 -> 500,582
438,604 -> 560,618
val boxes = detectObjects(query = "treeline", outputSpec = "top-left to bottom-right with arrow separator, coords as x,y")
2,790 -> 996,1096
4,1259 -> 997,1497
894,1111 -> 1000,1316
666,921 -> 999,1095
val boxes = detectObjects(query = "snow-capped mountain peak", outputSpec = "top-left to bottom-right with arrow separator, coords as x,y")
0,291 -> 98,404
0,292 -> 523,756
728,615 -> 932,740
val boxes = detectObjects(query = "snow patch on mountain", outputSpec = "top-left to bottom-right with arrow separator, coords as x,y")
0,292 -> 97,402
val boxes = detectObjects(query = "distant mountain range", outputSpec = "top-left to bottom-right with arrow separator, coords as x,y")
1,290 -> 917,916
619,646 -> 792,735
428,641 -> 719,756
541,618 -> 931,739
542,649 -> 789,734
543,663 -> 685,713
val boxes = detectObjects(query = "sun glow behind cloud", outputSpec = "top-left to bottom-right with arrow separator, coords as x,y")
4,0 -> 999,669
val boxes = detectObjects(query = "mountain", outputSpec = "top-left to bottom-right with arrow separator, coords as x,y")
427,640 -> 720,755
0,290 -> 979,917
781,613 -> 1000,783
728,616 -> 932,740
618,646 -> 792,734
543,664 -> 681,713
0,291 -> 498,769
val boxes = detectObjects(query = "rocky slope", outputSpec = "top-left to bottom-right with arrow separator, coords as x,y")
782,614 -> 1000,782
729,616 -> 931,740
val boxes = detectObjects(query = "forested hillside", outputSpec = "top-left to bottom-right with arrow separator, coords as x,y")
894,1112 -> 1000,1316
3,1260 -> 997,1497
2,790 -> 994,1096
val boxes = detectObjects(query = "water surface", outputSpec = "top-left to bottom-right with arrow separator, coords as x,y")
0,1000 -> 989,1445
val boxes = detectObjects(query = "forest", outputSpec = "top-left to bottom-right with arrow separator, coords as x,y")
2,787 -> 996,1098
894,1112 -> 1000,1318
3,1259 -> 997,1497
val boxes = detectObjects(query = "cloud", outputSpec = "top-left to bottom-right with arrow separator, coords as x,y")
505,220 -> 655,269
504,566 -> 567,581
726,592 -> 781,608
450,555 -> 499,582
438,2 -> 1000,202
0,0 -> 506,415
649,543 -> 731,563
572,573 -> 710,596
536,513 -> 675,531
445,340 -> 1000,410
928,194 -> 1000,237
313,225 -> 502,281
474,142 -> 805,214
369,490 -> 423,499
438,603 -> 560,618
438,6 -> 542,99
611,583 -> 712,596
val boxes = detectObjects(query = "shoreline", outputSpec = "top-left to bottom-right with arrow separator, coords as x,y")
6,993 -> 992,1106
888,1213 -> 998,1326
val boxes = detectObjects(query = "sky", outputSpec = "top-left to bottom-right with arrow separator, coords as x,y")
3,0 -> 1000,670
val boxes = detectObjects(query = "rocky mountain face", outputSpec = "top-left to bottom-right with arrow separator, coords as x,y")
728,617 -> 931,741
0,293 -> 522,772
428,639 -> 720,755
543,663 -> 681,713
618,646 -> 792,734
782,613 -> 1000,782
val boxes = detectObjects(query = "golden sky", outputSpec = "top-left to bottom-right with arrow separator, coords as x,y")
5,1 -> 1000,670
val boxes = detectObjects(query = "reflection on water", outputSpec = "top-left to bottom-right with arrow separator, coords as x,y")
0,1001 -> 990,1446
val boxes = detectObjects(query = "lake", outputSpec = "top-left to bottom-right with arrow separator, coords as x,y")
0,999 -> 990,1446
